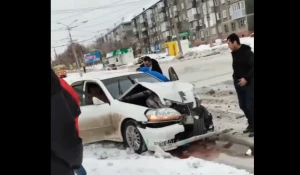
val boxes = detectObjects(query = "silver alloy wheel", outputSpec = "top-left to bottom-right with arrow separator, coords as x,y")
125,125 -> 141,150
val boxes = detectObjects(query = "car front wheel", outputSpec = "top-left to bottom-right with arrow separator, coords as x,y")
122,120 -> 147,154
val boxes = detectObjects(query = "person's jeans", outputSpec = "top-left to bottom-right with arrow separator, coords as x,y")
74,165 -> 87,175
234,79 -> 254,131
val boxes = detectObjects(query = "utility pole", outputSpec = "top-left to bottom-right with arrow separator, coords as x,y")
170,2 -> 183,55
57,19 -> 86,77
53,47 -> 58,59
67,27 -> 83,77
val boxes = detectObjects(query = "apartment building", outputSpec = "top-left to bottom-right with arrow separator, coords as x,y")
165,0 -> 191,40
132,0 -> 171,54
100,0 -> 253,54
98,21 -> 134,45
183,0 -> 254,44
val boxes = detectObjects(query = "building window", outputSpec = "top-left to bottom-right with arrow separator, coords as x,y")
213,0 -> 219,6
216,12 -> 221,20
200,31 -> 204,38
231,22 -> 236,31
239,19 -> 245,27
222,10 -> 227,18
206,30 -> 209,36
211,27 -> 216,35
199,19 -> 202,26
181,2 -> 184,9
218,25 -> 222,33
224,24 -> 229,32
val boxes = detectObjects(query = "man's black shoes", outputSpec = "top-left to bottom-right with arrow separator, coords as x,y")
243,126 -> 252,133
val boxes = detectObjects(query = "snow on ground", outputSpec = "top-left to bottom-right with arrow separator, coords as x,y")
185,37 -> 254,59
82,143 -> 252,175
139,52 -> 175,63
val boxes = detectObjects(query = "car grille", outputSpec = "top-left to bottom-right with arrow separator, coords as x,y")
171,102 -> 194,115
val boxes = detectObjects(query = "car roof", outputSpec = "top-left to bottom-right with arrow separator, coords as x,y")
72,71 -> 142,82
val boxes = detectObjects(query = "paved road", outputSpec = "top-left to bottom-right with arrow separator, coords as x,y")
158,53 -> 233,87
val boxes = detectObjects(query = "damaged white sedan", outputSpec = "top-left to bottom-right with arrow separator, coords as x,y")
71,71 -> 216,154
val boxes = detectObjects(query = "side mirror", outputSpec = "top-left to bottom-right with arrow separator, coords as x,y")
92,97 -> 105,105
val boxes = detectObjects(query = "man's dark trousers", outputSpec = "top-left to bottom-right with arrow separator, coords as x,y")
234,79 -> 254,131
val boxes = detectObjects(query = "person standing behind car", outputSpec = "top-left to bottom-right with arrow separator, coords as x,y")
227,33 -> 254,137
59,78 -> 87,175
139,56 -> 163,74
51,68 -> 83,175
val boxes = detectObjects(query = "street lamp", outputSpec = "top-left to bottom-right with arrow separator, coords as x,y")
57,19 -> 84,77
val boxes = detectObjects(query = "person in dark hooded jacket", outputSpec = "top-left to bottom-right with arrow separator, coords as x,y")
139,56 -> 163,74
51,68 -> 83,175
227,33 -> 254,137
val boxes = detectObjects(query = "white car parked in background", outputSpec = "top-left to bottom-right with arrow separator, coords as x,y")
71,71 -> 215,154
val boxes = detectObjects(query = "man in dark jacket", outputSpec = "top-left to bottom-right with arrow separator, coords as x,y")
227,33 -> 254,137
51,68 -> 83,175
139,56 -> 163,74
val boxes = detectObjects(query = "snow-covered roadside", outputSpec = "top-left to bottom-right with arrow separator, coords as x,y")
184,37 -> 254,60
82,143 -> 253,175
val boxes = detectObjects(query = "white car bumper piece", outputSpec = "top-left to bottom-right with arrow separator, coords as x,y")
138,124 -> 233,152
137,124 -> 184,151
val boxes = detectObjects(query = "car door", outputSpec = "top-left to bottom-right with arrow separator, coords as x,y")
71,80 -> 111,144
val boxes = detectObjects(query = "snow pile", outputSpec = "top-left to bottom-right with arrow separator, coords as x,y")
189,44 -> 212,52
142,52 -> 175,63
82,143 -> 253,175
184,37 -> 254,60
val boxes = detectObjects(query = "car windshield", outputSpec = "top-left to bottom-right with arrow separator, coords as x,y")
108,64 -> 116,67
102,73 -> 162,99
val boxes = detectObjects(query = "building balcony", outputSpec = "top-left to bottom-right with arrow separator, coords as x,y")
142,30 -> 148,35
188,14 -> 199,22
141,27 -> 147,31
157,6 -> 165,13
139,17 -> 145,23
173,11 -> 179,17
133,28 -> 137,33
186,0 -> 196,10
190,26 -> 201,31
149,22 -> 156,28
159,16 -> 168,22
231,9 -> 246,20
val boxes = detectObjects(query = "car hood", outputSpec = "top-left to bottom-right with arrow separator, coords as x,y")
119,81 -> 196,106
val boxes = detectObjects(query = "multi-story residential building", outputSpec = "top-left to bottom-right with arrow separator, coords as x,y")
98,21 -> 134,47
100,0 -> 253,54
183,0 -> 254,45
132,1 -> 171,54
165,0 -> 191,41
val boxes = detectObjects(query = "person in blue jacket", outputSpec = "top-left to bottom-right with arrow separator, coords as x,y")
139,67 -> 169,82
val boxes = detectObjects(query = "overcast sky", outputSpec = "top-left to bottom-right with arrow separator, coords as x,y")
51,0 -> 159,58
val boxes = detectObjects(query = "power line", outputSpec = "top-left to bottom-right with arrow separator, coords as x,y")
75,6 -> 139,29
51,0 -> 144,23
51,0 -> 123,23
51,0 -> 124,14
51,1 -> 146,54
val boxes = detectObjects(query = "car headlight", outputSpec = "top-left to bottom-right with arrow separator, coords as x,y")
145,108 -> 182,122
